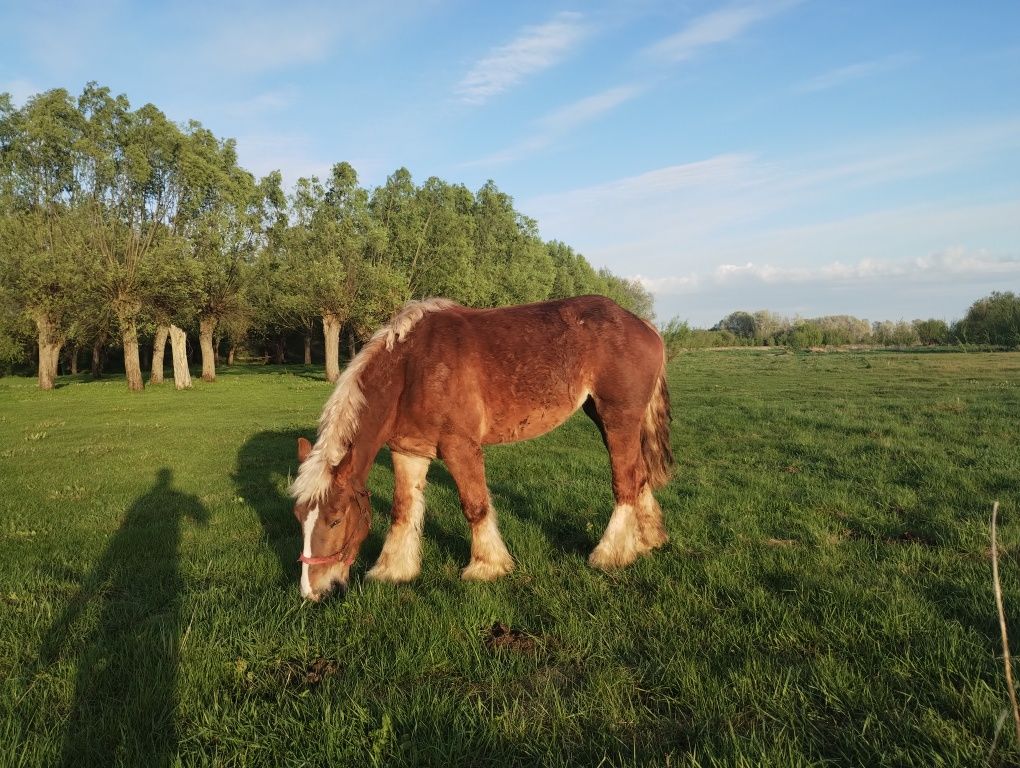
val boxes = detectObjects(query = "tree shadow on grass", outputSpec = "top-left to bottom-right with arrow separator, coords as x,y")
39,468 -> 208,767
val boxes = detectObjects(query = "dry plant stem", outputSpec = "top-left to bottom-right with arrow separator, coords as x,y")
991,500 -> 1020,748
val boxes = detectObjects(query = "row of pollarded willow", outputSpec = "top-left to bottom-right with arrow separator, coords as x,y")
0,85 -> 274,390
0,84 -> 653,390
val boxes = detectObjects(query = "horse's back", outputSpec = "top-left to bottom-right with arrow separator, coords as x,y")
395,296 -> 663,446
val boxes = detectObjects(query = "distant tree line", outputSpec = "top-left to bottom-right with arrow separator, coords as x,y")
0,84 -> 652,389
661,291 -> 1020,358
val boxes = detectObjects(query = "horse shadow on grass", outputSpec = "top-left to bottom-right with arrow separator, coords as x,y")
234,431 -> 393,585
234,430 -> 604,589
39,468 -> 208,767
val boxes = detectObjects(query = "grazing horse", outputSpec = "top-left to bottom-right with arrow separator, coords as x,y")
289,295 -> 674,601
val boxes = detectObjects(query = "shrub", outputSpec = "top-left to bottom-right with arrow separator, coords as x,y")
954,291 -> 1020,347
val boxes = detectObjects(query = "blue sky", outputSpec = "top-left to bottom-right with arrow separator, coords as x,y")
3,0 -> 1019,325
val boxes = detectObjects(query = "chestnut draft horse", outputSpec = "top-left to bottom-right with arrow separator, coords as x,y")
289,295 -> 674,601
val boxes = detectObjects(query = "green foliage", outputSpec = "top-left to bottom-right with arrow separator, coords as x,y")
871,320 -> 919,347
471,180 -> 553,305
716,310 -> 757,339
954,291 -> 1020,347
660,318 -> 692,360
595,269 -> 655,320
913,318 -> 951,345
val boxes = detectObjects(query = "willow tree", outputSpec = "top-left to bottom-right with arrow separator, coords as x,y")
76,83 -> 188,391
289,163 -> 384,382
175,126 -> 268,381
471,180 -> 554,306
0,89 -> 95,389
370,171 -> 477,303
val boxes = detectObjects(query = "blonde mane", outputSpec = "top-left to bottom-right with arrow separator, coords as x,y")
289,298 -> 458,506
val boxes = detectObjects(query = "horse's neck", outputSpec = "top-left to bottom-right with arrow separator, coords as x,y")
346,348 -> 403,482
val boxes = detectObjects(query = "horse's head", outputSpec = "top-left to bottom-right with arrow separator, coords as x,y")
294,437 -> 372,601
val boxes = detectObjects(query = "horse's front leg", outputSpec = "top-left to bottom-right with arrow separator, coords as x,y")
439,438 -> 514,581
366,452 -> 429,583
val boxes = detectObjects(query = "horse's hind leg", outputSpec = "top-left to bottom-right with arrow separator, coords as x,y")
366,452 -> 429,583
634,485 -> 668,552
439,438 -> 514,581
586,403 -> 666,570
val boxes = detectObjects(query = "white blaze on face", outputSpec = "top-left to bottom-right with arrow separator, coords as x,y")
300,505 -> 320,598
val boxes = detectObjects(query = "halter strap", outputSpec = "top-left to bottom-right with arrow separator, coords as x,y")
298,551 -> 354,566
297,487 -> 372,567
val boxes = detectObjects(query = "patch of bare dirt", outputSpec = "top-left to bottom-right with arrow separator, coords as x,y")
483,622 -> 538,654
273,657 -> 342,689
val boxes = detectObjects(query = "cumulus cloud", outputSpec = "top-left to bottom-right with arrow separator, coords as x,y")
455,12 -> 588,104
637,248 -> 1020,325
635,248 -> 1020,296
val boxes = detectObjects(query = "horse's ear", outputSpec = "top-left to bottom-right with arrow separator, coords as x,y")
297,437 -> 312,463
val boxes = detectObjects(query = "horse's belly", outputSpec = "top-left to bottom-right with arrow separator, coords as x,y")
481,399 -> 582,445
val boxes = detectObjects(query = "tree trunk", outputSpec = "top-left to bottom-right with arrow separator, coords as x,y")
348,330 -> 356,362
151,325 -> 169,384
227,345 -> 236,366
304,331 -> 312,365
323,313 -> 342,383
35,316 -> 62,391
273,337 -> 286,365
169,324 -> 192,390
91,337 -> 105,379
121,315 -> 144,391
68,346 -> 79,376
214,333 -> 222,365
199,316 -> 217,382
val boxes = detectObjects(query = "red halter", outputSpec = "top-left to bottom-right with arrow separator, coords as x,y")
298,551 -> 354,566
297,488 -> 371,567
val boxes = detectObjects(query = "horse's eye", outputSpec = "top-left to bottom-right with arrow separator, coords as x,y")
329,517 -> 343,529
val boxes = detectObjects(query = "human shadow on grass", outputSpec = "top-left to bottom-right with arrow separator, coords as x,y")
39,468 -> 207,767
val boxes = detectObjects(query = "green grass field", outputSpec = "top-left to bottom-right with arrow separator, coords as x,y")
2,350 -> 1019,767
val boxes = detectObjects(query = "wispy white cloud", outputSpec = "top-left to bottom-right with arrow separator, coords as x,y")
538,84 -> 643,133
644,0 -> 802,62
455,12 -> 588,104
197,10 -> 341,74
795,52 -> 917,93
525,117 -> 1020,309
191,2 -> 430,76
466,84 -> 644,166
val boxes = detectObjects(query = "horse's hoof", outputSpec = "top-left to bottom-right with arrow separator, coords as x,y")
461,556 -> 514,581
365,561 -> 420,583
588,544 -> 637,571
